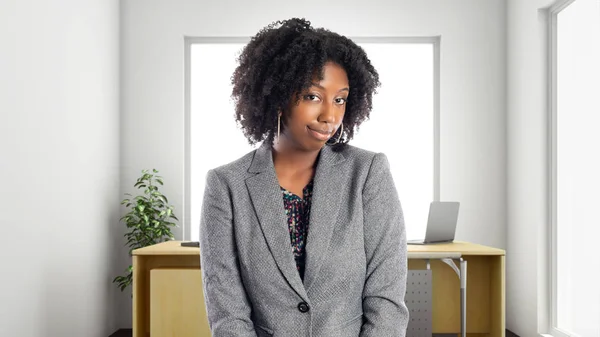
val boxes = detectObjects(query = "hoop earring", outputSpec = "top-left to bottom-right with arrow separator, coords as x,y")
327,123 -> 343,145
336,123 -> 343,143
276,113 -> 281,144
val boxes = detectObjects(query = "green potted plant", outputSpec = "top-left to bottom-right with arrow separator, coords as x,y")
113,169 -> 179,291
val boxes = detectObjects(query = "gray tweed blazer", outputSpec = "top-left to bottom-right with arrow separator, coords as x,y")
199,141 -> 409,337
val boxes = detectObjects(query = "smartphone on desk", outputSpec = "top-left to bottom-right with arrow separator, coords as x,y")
180,241 -> 199,247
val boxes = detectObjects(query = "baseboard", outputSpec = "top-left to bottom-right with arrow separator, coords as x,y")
108,329 -> 132,337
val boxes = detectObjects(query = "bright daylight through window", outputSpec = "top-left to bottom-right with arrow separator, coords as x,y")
552,0 -> 600,336
188,41 -> 435,243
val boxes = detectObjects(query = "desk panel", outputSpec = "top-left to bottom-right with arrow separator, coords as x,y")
133,255 -> 200,337
408,255 -> 504,337
150,268 -> 210,337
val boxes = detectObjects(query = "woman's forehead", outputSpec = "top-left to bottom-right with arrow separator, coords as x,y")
310,63 -> 349,85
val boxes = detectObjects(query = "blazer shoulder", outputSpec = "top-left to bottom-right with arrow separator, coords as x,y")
208,148 -> 256,180
338,144 -> 384,168
336,145 -> 394,190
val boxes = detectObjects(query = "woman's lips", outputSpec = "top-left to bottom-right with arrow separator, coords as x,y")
307,126 -> 332,141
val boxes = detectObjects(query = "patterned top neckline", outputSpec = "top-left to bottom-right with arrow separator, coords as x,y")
280,179 -> 314,202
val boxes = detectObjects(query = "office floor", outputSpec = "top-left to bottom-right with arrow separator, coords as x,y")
108,329 -> 520,336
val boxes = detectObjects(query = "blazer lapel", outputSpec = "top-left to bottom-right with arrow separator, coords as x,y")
303,145 -> 347,292
245,142 -> 348,298
245,142 -> 308,299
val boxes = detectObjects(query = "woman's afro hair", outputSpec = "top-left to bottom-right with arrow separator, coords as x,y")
230,17 -> 381,149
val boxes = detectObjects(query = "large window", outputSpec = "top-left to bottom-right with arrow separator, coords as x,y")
550,0 -> 600,336
185,38 -> 438,243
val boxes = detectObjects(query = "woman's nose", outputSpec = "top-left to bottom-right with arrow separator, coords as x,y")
318,103 -> 336,123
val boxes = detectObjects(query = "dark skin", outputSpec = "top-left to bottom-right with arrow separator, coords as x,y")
273,61 -> 349,197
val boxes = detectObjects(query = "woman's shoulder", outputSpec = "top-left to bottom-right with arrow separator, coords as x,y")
207,148 -> 257,179
335,143 -> 386,167
338,143 -> 376,156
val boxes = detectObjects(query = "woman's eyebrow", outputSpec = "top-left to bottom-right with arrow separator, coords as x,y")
310,83 -> 350,92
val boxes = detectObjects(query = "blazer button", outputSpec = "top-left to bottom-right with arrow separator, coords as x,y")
297,302 -> 310,313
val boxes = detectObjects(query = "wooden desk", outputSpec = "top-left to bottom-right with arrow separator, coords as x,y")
407,242 -> 505,337
132,241 -> 207,337
132,241 -> 504,337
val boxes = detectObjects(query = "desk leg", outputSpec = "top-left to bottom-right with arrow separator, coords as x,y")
441,258 -> 467,336
132,255 -> 148,337
460,259 -> 467,337
490,255 -> 505,337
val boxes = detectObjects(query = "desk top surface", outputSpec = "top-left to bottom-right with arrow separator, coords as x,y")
407,241 -> 505,256
133,240 -> 505,256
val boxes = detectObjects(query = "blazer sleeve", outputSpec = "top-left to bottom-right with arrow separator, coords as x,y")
359,153 -> 410,336
199,169 -> 258,337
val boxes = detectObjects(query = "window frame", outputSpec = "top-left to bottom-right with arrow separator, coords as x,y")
548,1 -> 581,337
182,36 -> 441,241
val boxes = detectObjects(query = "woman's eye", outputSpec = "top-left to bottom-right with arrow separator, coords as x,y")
303,94 -> 347,104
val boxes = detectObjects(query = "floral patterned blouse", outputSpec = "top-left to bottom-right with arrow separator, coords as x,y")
281,178 -> 314,282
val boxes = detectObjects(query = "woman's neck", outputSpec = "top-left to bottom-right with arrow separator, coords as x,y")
272,140 -> 321,175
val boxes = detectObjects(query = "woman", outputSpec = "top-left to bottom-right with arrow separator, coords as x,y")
199,18 -> 409,337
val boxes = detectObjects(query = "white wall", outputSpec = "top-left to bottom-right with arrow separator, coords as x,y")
0,1 -> 120,336
506,0 -> 554,336
121,0 -> 506,328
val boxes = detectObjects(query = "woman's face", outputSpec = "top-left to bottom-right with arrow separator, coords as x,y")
280,61 -> 349,152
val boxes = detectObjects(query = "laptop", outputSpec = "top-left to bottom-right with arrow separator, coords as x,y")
407,201 -> 460,245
